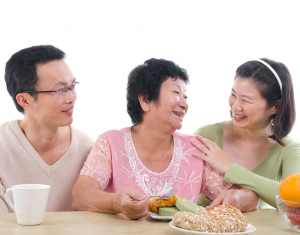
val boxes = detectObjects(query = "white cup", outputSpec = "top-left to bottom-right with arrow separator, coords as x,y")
5,184 -> 51,225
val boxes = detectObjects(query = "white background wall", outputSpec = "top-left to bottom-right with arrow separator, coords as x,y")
0,0 -> 299,141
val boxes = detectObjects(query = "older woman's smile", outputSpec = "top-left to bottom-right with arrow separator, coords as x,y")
172,111 -> 184,118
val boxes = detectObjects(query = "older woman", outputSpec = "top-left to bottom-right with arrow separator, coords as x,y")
72,59 -> 258,219
192,58 -> 300,209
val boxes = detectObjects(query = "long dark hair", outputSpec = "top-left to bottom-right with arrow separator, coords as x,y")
234,58 -> 295,146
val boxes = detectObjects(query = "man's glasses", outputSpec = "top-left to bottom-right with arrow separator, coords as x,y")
22,82 -> 79,97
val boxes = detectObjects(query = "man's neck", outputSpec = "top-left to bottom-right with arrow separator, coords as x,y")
18,117 -> 71,165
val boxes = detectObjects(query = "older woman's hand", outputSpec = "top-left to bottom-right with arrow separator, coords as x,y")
116,188 -> 149,220
205,186 -> 259,212
191,135 -> 233,174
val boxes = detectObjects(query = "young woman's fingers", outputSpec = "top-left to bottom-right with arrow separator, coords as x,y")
191,140 -> 209,155
205,194 -> 224,210
191,151 -> 208,162
196,135 -> 215,149
221,195 -> 239,209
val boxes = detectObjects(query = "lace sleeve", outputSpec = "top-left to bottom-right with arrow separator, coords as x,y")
201,162 -> 233,200
79,134 -> 112,190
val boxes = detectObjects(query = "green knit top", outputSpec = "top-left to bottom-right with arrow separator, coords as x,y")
194,122 -> 300,209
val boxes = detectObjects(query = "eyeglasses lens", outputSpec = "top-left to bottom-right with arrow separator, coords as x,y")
70,83 -> 77,92
55,82 -> 78,97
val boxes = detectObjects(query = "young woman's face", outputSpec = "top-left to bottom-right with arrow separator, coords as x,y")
228,77 -> 275,130
147,77 -> 188,131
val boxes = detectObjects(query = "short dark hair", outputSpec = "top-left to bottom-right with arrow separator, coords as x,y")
5,45 -> 66,113
234,58 -> 295,146
127,58 -> 189,125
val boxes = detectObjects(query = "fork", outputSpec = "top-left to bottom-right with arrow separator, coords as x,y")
131,188 -> 178,203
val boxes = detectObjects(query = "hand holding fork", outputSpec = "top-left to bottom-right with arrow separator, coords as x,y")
131,188 -> 178,203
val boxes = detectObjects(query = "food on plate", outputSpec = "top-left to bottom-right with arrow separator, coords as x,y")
172,205 -> 248,233
175,197 -> 204,214
279,173 -> 300,207
148,195 -> 178,214
279,173 -> 300,226
148,196 -> 203,216
159,207 -> 180,216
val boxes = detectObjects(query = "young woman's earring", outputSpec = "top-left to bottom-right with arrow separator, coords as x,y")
271,119 -> 274,126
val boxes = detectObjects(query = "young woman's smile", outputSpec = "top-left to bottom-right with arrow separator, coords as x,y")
229,77 -> 275,130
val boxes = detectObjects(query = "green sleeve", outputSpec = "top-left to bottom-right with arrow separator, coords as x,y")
224,142 -> 300,208
282,143 -> 300,179
224,164 -> 280,208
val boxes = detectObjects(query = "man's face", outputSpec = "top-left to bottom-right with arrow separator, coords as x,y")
28,60 -> 76,128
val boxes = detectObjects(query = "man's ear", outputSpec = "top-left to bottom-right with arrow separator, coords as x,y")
16,93 -> 32,111
138,94 -> 150,112
270,100 -> 281,115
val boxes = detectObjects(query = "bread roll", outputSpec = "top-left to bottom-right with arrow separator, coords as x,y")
172,205 -> 248,233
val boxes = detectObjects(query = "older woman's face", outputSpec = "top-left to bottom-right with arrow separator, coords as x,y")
228,76 -> 276,130
148,77 -> 188,131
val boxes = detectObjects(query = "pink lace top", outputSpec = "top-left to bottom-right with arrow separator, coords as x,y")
80,127 -> 232,203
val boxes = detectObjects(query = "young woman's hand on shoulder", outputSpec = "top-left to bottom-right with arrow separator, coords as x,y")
191,135 -> 233,174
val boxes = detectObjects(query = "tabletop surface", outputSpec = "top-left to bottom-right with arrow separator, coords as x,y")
0,209 -> 298,235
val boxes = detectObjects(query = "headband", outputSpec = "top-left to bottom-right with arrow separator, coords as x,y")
254,59 -> 282,96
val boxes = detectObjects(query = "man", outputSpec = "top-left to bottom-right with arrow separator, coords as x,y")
0,45 -> 94,212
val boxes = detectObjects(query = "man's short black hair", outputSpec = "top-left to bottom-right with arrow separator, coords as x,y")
127,58 -> 189,125
5,45 -> 66,113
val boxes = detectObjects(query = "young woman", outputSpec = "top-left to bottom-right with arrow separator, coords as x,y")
192,58 -> 300,209
72,59 -> 258,219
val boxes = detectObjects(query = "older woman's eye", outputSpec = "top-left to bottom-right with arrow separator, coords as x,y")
231,93 -> 236,97
173,91 -> 179,94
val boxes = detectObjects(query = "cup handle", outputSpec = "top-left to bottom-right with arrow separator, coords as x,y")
5,188 -> 16,212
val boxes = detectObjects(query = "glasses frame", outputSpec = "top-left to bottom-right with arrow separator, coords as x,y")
22,81 -> 79,97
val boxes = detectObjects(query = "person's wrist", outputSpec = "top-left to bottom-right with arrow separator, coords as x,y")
113,192 -> 123,213
223,162 -> 233,174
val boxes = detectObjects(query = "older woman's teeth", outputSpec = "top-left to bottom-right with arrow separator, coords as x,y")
173,111 -> 183,117
235,115 -> 246,118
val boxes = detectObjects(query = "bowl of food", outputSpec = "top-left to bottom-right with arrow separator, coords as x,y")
276,173 -> 300,232
275,195 -> 300,232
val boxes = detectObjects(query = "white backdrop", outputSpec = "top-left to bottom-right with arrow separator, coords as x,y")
0,0 -> 299,141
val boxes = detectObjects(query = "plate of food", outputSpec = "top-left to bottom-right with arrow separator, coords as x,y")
148,195 -> 206,221
169,205 -> 256,234
169,222 -> 256,235
148,211 -> 174,221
